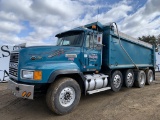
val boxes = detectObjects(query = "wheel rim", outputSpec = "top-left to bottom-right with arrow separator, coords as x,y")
140,73 -> 145,85
59,87 -> 75,107
113,75 -> 121,88
149,72 -> 153,83
127,73 -> 133,85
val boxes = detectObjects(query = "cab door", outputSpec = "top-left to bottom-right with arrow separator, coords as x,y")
83,33 -> 102,72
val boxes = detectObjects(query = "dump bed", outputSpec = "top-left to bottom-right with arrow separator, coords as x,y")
102,26 -> 155,69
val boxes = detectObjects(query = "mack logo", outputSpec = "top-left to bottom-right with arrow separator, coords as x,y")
9,63 -> 18,68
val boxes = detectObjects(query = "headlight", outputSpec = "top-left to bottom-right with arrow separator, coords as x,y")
21,70 -> 42,80
22,70 -> 34,79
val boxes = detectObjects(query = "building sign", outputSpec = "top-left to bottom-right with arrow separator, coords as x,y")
0,45 -> 13,82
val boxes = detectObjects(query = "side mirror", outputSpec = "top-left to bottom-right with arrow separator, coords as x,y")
95,33 -> 104,50
110,25 -> 115,31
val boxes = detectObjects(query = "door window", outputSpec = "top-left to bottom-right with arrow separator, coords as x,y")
86,35 -> 90,48
85,34 -> 97,49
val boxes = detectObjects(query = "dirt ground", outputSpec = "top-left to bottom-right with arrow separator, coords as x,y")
0,73 -> 160,120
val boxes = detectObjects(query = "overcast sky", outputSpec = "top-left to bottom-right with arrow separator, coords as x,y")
0,0 -> 159,46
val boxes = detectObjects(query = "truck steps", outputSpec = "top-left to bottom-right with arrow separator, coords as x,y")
87,87 -> 111,95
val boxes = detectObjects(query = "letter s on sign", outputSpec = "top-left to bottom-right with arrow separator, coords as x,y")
1,45 -> 10,57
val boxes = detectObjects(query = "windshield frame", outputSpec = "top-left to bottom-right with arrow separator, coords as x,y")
56,31 -> 85,47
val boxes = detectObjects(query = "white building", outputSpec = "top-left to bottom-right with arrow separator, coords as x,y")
0,45 -> 13,82
156,52 -> 160,71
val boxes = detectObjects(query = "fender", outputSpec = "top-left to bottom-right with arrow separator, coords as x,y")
48,69 -> 85,83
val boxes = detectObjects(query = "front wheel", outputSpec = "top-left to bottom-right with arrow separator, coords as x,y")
46,77 -> 81,115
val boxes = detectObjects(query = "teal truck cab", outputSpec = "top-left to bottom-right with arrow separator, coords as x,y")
8,22 -> 155,115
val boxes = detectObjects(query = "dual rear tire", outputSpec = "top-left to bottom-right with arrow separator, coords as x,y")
110,69 -> 154,91
134,69 -> 154,88
110,69 -> 135,92
145,69 -> 154,85
110,70 -> 123,92
134,70 -> 146,88
124,69 -> 134,88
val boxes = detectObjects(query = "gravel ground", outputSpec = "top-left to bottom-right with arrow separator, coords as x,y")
0,72 -> 160,120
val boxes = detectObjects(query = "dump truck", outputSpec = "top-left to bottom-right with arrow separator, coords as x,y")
8,22 -> 155,115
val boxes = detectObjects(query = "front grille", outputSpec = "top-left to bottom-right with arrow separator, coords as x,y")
10,53 -> 19,63
9,67 -> 18,77
9,52 -> 19,78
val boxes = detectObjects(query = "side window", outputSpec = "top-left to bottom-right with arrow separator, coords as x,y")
86,35 -> 90,48
85,34 -> 97,49
90,35 -> 94,48
93,34 -> 97,45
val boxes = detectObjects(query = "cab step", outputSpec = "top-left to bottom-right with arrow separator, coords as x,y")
87,87 -> 111,95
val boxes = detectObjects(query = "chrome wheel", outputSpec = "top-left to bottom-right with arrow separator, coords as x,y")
140,73 -> 145,85
127,73 -> 133,85
148,72 -> 153,83
59,87 -> 75,107
111,70 -> 123,92
145,69 -> 153,85
124,69 -> 134,88
113,75 -> 121,88
135,70 -> 146,88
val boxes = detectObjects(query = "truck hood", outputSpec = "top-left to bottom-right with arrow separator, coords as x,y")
18,46 -> 81,69
9,46 -> 82,83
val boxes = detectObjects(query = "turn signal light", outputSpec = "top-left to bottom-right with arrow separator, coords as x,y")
33,71 -> 42,80
26,92 -> 31,97
22,91 -> 32,98
22,91 -> 27,97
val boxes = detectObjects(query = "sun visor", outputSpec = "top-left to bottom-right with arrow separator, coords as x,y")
55,29 -> 84,37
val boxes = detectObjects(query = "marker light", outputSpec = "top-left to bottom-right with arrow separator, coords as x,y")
26,92 -> 31,97
22,91 -> 27,97
33,71 -> 42,80
92,25 -> 96,29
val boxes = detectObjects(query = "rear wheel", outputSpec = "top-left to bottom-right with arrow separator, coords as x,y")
134,70 -> 146,88
124,69 -> 134,88
46,77 -> 81,115
111,70 -> 123,92
145,69 -> 153,85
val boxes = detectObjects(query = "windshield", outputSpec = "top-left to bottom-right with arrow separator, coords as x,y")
56,31 -> 84,47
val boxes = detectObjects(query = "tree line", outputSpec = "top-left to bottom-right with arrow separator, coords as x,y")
138,34 -> 160,52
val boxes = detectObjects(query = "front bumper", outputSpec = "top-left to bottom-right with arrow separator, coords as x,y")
8,80 -> 34,99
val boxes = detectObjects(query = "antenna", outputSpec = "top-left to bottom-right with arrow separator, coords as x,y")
97,6 -> 99,22
97,6 -> 99,32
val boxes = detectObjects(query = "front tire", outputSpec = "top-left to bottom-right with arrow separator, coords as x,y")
46,77 -> 81,115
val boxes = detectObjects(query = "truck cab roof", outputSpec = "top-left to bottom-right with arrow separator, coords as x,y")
56,22 -> 105,37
